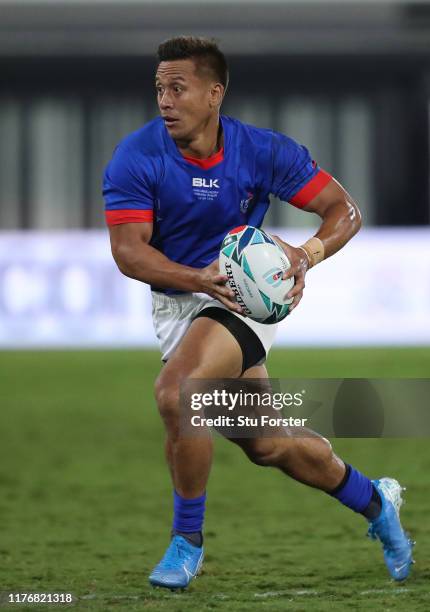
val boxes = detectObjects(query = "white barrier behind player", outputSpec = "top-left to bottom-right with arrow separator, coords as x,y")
0,228 -> 429,348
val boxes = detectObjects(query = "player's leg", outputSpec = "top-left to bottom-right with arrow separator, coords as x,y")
230,365 -> 414,580
156,316 -> 242,495
231,364 -> 344,488
149,315 -> 245,589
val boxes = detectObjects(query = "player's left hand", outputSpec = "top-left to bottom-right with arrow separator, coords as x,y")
199,259 -> 244,314
271,235 -> 310,312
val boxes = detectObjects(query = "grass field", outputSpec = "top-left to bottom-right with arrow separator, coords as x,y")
1,348 -> 430,611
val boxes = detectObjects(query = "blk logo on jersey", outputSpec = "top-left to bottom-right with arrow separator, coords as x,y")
192,178 -> 220,188
192,177 -> 221,202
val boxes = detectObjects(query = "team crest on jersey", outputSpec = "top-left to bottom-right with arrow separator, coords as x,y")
240,192 -> 254,214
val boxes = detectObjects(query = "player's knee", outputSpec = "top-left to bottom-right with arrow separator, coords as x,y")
154,376 -> 181,433
155,367 -> 214,435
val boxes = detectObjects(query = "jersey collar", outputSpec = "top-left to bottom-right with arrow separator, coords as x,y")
182,147 -> 224,170
163,115 -> 229,170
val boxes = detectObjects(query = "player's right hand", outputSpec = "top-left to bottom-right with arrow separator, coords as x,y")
198,261 -> 244,314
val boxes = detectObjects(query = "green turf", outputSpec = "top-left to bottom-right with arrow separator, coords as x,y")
1,348 -> 429,611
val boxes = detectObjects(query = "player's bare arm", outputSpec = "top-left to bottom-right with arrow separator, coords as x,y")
109,222 -> 242,313
275,178 -> 362,311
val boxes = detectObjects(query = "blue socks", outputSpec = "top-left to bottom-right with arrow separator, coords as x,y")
171,466 -> 381,550
172,490 -> 206,547
330,464 -> 381,518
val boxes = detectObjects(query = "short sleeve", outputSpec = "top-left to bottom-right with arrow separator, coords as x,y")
103,145 -> 155,226
270,132 -> 332,208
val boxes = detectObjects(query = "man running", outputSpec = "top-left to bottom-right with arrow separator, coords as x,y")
103,36 -> 413,590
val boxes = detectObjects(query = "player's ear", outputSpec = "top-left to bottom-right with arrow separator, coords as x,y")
210,83 -> 224,108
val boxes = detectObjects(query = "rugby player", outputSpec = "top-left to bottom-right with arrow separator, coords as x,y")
103,36 -> 414,589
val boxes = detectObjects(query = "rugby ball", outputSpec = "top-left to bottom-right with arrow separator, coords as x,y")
219,225 -> 294,324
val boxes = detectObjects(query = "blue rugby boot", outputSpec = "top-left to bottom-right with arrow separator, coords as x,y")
367,477 -> 415,581
149,535 -> 204,590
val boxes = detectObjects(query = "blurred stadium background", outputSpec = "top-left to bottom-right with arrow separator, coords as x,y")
0,0 -> 429,348
1,1 -> 430,609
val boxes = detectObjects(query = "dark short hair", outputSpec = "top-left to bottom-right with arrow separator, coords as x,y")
157,36 -> 229,90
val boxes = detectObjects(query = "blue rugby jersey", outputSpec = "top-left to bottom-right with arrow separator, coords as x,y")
103,115 -> 331,293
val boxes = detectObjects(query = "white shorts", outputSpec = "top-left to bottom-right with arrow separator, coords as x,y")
151,291 -> 277,364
